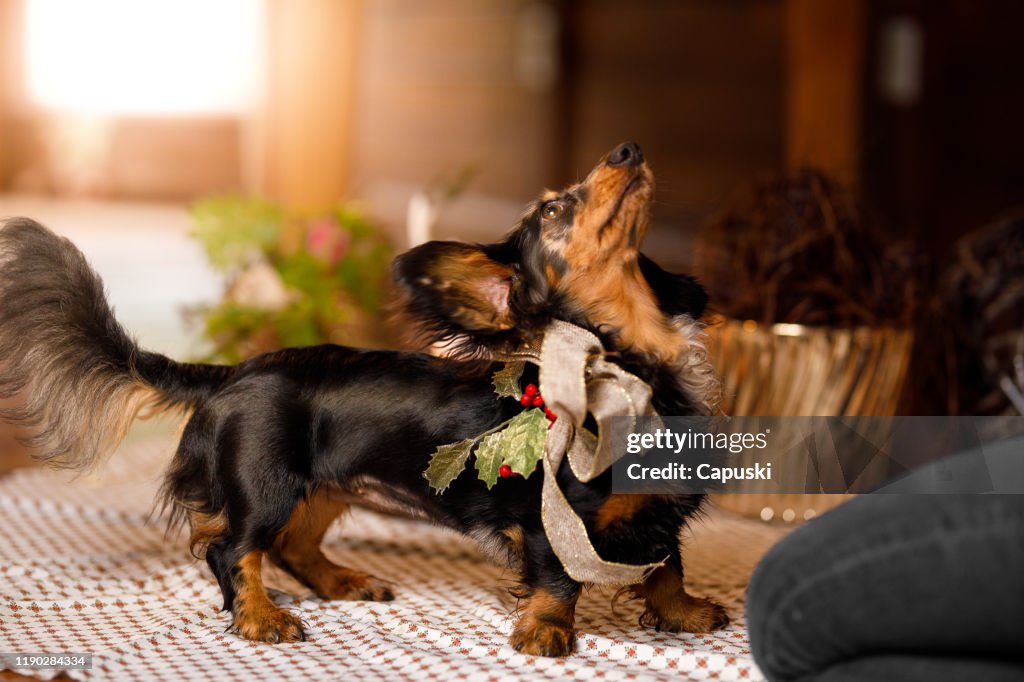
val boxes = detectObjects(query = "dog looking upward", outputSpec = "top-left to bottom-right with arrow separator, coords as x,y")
0,142 -> 725,656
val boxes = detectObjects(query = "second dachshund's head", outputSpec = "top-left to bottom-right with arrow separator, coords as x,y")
394,142 -> 709,366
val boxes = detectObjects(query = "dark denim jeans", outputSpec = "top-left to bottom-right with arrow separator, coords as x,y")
747,495 -> 1024,682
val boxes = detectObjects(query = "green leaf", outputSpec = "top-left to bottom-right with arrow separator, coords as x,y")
428,407 -> 548,492
474,409 -> 548,488
492,361 -> 525,399
474,431 -> 506,489
424,439 -> 474,493
500,409 -> 549,478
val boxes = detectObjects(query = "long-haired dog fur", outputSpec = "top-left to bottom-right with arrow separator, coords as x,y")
0,142 -> 726,656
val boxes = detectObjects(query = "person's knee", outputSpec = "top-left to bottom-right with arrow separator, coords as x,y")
747,495 -> 1024,681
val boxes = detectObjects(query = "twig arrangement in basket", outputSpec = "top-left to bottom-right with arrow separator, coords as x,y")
694,168 -> 916,328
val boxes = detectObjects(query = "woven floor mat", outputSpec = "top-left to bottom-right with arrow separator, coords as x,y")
0,438 -> 786,681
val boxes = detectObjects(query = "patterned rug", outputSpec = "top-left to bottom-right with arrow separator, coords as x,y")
0,438 -> 786,681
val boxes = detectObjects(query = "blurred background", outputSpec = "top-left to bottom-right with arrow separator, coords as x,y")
2,1 -> 1021,254
2,1 -> 1023,484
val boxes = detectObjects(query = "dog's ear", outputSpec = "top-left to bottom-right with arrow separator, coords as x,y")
639,253 -> 708,319
393,241 -> 516,336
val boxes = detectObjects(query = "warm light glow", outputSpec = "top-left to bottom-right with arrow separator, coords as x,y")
26,0 -> 262,115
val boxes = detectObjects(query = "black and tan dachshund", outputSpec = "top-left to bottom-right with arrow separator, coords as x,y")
0,142 -> 726,656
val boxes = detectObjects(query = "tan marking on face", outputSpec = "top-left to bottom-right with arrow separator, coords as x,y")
571,163 -> 655,256
537,162 -> 682,362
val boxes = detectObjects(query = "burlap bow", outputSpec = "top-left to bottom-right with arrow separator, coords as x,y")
524,320 -> 667,585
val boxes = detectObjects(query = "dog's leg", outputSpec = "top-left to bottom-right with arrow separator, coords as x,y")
637,563 -> 729,633
204,528 -> 307,643
198,461 -> 309,643
206,534 -> 306,642
268,490 -> 393,602
225,548 -> 306,643
509,531 -> 581,657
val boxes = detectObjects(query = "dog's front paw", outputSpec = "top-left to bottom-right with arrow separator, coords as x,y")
231,606 -> 306,643
510,619 -> 576,657
640,596 -> 729,634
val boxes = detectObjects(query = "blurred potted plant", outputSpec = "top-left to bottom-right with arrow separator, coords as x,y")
188,198 -> 391,363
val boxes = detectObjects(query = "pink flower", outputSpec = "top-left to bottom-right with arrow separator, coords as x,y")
306,217 -> 350,265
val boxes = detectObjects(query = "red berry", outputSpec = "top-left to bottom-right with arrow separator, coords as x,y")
499,464 -> 512,478
544,406 -> 555,418
524,384 -> 537,397
531,395 -> 544,407
520,395 -> 531,406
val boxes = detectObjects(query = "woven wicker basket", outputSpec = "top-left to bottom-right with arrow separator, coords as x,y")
706,317 -> 913,522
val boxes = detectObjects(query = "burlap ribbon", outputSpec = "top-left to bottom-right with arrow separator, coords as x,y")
524,320 -> 667,585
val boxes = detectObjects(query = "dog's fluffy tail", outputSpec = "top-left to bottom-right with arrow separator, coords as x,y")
0,218 -> 233,470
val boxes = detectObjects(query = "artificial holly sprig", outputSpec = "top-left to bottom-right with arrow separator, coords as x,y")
423,363 -> 557,493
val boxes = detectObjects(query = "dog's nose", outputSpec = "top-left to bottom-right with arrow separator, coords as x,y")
607,142 -> 643,167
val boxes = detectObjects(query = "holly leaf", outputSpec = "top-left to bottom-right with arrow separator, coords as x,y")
474,431 -> 506,490
501,408 -> 549,478
492,361 -> 525,399
424,439 -> 474,493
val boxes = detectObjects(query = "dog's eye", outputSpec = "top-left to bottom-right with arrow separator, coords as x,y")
542,202 -> 563,221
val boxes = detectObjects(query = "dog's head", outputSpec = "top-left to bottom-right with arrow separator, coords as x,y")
394,142 -> 708,363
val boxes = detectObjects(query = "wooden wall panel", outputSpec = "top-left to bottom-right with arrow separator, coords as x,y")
259,0 -> 364,207
350,0 -> 559,230
568,0 -> 785,239
349,0 -> 784,252
106,118 -> 244,201
785,0 -> 864,181
0,0 -> 25,190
